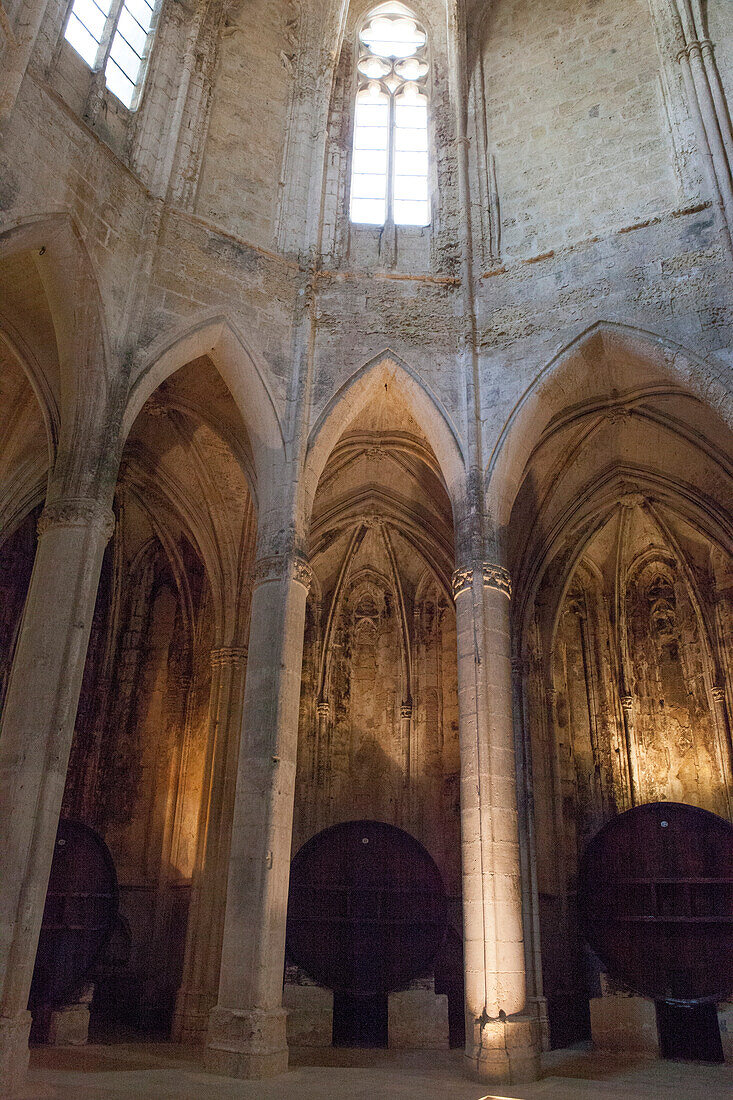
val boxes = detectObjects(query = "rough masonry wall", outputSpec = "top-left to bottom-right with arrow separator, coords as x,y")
194,0 -> 298,247
481,0 -> 679,258
140,211 -> 298,401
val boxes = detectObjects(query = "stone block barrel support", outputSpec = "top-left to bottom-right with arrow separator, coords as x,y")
453,561 -> 540,1086
205,552 -> 311,1079
0,498 -> 114,1099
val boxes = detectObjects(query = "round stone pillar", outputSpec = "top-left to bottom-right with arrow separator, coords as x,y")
453,560 -> 540,1086
0,497 -> 114,1098
174,645 -> 248,1043
205,552 -> 311,1079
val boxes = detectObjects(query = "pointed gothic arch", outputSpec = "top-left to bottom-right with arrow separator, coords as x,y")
305,352 -> 466,521
124,315 -> 286,511
486,321 -> 733,531
0,214 -> 113,449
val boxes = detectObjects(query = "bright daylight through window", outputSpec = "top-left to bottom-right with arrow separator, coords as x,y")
350,3 -> 430,227
64,0 -> 157,108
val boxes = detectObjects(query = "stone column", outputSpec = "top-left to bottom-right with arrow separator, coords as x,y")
400,701 -> 413,795
512,658 -> 550,1053
453,560 -> 540,1086
312,698 -> 332,834
205,552 -> 311,1079
710,682 -> 733,819
173,646 -> 248,1043
314,699 -> 331,787
0,497 -> 114,1097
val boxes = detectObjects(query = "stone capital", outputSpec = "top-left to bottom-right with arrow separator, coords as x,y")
482,562 -> 512,598
37,498 -> 115,542
677,38 -> 713,62
620,694 -> 634,710
316,699 -> 331,717
252,553 -> 313,592
711,684 -> 726,702
451,565 -> 474,599
210,646 -> 248,669
452,561 -> 512,600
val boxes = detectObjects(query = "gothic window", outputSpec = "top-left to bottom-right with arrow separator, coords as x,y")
350,3 -> 430,227
63,0 -> 158,108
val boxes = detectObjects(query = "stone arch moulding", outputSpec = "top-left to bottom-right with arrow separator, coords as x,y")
0,213 -> 113,426
485,321 -> 733,530
515,466 -> 733,649
304,351 -> 467,511
121,452 -> 236,646
123,314 -> 286,512
0,321 -> 59,467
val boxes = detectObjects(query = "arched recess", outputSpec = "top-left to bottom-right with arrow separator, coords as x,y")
0,215 -> 113,499
487,322 -> 733,537
26,352 -> 260,1044
288,358 -> 463,1050
124,315 -> 287,515
304,352 -> 467,527
505,323 -> 733,1052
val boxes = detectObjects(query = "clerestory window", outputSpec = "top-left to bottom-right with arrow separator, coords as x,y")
63,0 -> 158,109
350,3 -> 430,227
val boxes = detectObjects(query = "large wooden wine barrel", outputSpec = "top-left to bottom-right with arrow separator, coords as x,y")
578,802 -> 733,1004
286,821 -> 447,995
29,819 -> 118,1009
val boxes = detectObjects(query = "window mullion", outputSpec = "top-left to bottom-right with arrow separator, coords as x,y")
99,0 -> 127,70
386,89 -> 396,225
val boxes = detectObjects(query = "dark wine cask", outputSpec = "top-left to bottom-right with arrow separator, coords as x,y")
578,802 -> 733,1004
286,820 -> 447,995
29,819 -> 118,1009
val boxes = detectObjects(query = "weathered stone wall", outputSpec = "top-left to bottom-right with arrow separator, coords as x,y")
194,0 -> 298,246
479,0 -> 679,259
293,405 -> 461,901
294,544 -> 462,894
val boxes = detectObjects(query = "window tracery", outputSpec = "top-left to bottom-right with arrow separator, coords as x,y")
350,2 -> 430,227
63,0 -> 159,108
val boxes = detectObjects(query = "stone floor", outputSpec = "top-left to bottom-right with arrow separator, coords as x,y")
20,1043 -> 733,1099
